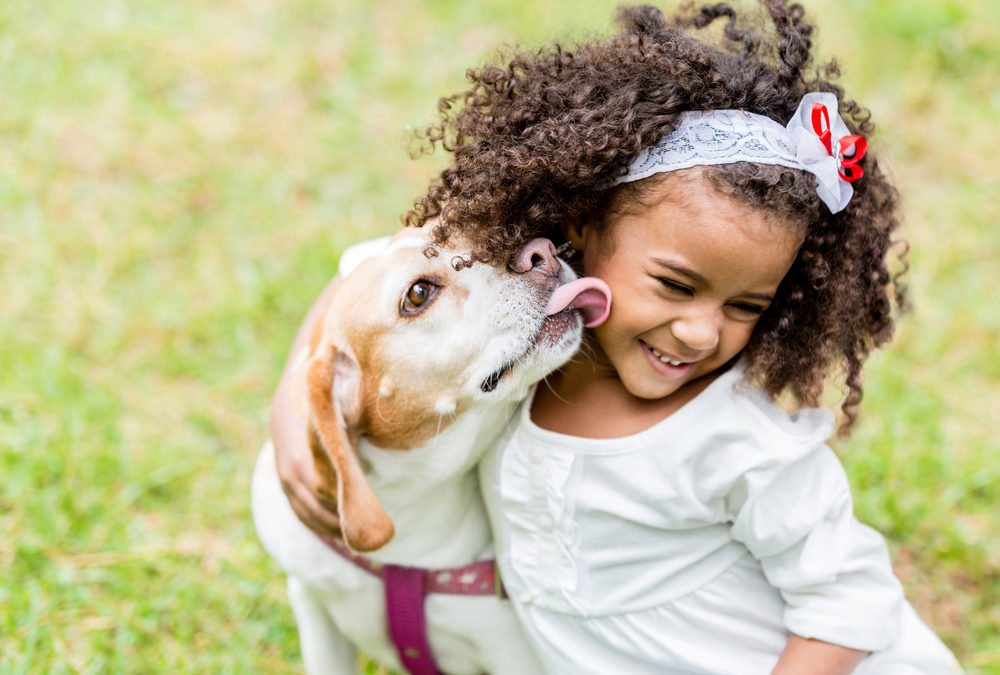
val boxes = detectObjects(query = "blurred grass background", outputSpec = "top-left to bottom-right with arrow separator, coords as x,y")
1,0 -> 997,672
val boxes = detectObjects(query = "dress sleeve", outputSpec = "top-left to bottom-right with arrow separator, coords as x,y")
726,443 -> 904,652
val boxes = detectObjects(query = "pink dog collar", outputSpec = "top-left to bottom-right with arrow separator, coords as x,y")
320,535 -> 505,675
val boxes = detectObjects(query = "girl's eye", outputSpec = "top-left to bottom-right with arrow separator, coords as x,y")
659,279 -> 693,295
728,302 -> 765,317
401,280 -> 438,314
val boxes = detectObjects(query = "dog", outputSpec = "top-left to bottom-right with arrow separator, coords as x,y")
252,222 -> 611,674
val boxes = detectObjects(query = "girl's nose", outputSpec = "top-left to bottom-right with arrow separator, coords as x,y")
671,310 -> 721,352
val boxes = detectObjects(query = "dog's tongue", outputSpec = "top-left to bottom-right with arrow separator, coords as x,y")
545,277 -> 612,327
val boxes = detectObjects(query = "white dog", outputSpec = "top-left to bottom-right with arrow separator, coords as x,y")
252,223 -> 610,674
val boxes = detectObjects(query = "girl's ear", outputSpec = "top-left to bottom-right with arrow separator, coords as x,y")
562,218 -> 596,252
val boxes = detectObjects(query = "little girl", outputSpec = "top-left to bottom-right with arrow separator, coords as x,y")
271,1 -> 962,673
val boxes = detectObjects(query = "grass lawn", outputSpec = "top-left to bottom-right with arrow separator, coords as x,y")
2,0 -> 997,672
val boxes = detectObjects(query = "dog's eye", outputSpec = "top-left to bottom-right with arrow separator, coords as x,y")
407,283 -> 430,306
401,280 -> 437,314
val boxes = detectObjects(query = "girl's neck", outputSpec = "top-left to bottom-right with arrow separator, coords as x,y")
530,337 -> 722,439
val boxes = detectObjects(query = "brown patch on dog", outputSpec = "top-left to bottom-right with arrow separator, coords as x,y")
344,333 -> 469,450
360,390 -> 469,449
448,282 -> 470,304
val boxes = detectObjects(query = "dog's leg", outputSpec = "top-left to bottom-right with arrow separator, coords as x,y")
287,575 -> 359,674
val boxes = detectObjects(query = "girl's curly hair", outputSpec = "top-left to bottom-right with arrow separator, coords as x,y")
405,0 -> 906,434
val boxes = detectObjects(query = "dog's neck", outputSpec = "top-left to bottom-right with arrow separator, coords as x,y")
355,398 -> 520,567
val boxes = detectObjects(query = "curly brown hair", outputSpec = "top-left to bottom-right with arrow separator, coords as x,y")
405,0 -> 906,434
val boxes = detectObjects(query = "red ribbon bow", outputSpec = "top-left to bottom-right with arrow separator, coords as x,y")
811,102 -> 867,182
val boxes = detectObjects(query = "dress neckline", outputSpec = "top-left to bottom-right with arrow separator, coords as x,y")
517,362 -> 746,454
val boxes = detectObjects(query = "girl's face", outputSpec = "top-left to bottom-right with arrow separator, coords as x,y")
567,171 -> 803,401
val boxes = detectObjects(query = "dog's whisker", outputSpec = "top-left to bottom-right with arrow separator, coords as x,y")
373,392 -> 390,425
435,411 -> 445,440
541,372 -> 572,405
575,340 -> 597,364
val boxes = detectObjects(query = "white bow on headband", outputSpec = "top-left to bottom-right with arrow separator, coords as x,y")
616,92 -> 868,213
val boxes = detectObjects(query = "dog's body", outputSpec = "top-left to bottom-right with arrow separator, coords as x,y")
253,225 -> 609,673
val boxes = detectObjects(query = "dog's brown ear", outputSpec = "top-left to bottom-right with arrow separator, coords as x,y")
306,346 -> 394,552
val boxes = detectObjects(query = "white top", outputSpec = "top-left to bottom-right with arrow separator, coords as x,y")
480,365 -> 962,674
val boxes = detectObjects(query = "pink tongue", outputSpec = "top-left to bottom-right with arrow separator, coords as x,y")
545,277 -> 612,327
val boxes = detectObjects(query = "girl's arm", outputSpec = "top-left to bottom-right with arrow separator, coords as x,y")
771,634 -> 867,675
728,443 -> 904,656
269,276 -> 343,537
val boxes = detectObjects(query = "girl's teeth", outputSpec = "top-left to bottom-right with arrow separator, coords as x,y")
650,347 -> 683,367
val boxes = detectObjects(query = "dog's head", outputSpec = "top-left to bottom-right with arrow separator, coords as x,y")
303,223 -> 610,552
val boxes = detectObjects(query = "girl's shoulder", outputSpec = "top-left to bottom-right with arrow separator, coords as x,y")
731,374 -> 834,434
680,367 -> 840,500
717,366 -> 836,454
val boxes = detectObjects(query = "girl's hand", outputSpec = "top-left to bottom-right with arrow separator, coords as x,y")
270,380 -> 343,538
771,634 -> 868,675
269,276 -> 343,538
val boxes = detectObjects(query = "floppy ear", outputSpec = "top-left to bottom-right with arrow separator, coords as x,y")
306,346 -> 395,552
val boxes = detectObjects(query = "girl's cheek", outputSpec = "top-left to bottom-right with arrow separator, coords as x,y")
731,325 -> 757,352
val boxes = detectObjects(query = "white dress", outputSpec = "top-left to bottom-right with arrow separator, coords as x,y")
479,365 -> 962,674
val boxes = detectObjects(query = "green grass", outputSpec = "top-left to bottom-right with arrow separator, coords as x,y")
2,0 -> 998,672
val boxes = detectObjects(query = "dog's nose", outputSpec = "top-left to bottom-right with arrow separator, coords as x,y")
510,238 -> 560,276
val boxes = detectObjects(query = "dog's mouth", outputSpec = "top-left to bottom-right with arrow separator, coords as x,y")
481,362 -> 514,393
479,312 -> 575,393
479,277 -> 611,394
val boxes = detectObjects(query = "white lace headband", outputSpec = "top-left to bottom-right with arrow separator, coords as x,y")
616,92 -> 868,214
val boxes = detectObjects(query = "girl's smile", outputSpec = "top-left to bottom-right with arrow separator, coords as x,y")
640,339 -> 701,379
562,170 -> 804,408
